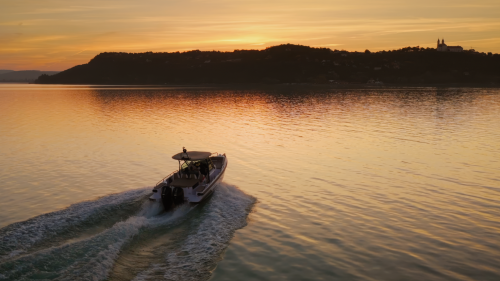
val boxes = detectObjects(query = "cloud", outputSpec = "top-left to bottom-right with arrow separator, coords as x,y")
1,0 -> 500,70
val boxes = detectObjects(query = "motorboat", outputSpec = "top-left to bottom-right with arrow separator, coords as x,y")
150,148 -> 227,210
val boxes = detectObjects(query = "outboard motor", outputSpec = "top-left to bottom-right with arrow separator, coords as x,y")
172,187 -> 185,205
161,185 -> 173,210
161,185 -> 185,211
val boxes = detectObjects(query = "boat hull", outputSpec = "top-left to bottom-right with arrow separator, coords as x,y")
188,166 -> 225,203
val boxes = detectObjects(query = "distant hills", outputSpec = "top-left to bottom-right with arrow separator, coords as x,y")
0,70 -> 60,82
0,70 -> 14,75
35,44 -> 500,85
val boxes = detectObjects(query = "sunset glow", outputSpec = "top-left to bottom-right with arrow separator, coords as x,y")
2,0 -> 500,70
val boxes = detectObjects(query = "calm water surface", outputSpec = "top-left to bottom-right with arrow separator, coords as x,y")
0,84 -> 499,281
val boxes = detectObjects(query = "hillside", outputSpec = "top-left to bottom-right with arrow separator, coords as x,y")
0,70 -> 14,75
35,44 -> 500,85
0,70 -> 60,82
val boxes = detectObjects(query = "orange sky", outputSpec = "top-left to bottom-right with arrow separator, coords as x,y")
1,0 -> 500,71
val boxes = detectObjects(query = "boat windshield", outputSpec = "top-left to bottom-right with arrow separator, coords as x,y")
180,159 -> 214,171
181,160 -> 200,170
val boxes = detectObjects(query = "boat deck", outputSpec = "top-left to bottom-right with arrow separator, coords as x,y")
195,168 -> 222,192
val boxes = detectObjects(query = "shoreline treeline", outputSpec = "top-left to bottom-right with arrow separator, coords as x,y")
35,44 -> 500,85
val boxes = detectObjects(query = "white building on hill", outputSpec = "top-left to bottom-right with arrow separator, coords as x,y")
437,39 -> 463,52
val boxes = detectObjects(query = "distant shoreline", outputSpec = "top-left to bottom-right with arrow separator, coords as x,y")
34,44 -> 500,86
4,82 -> 500,89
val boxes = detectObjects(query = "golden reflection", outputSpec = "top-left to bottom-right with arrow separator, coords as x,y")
1,86 -> 500,280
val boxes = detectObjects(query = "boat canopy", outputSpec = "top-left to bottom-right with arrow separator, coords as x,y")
172,151 -> 211,161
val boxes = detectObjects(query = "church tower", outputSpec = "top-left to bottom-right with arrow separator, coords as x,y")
436,37 -> 462,52
437,38 -> 448,52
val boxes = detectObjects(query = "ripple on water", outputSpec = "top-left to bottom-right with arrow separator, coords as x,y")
0,188 -> 150,261
132,183 -> 255,281
2,87 -> 500,281
0,184 -> 255,281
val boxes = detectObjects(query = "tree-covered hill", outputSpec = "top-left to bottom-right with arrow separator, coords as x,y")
35,44 -> 500,85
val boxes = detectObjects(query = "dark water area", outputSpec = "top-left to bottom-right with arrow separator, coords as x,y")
0,84 -> 499,280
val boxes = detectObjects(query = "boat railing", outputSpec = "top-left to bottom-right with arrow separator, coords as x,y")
210,152 -> 228,157
155,152 -> 223,188
155,170 -> 179,187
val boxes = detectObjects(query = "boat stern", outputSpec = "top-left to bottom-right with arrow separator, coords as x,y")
149,188 -> 162,201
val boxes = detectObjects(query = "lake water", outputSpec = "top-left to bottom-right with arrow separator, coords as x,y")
0,84 -> 499,281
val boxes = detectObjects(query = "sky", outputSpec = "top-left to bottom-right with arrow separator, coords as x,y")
1,0 -> 500,71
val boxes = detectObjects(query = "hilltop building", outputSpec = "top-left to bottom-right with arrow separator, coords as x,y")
437,39 -> 463,52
